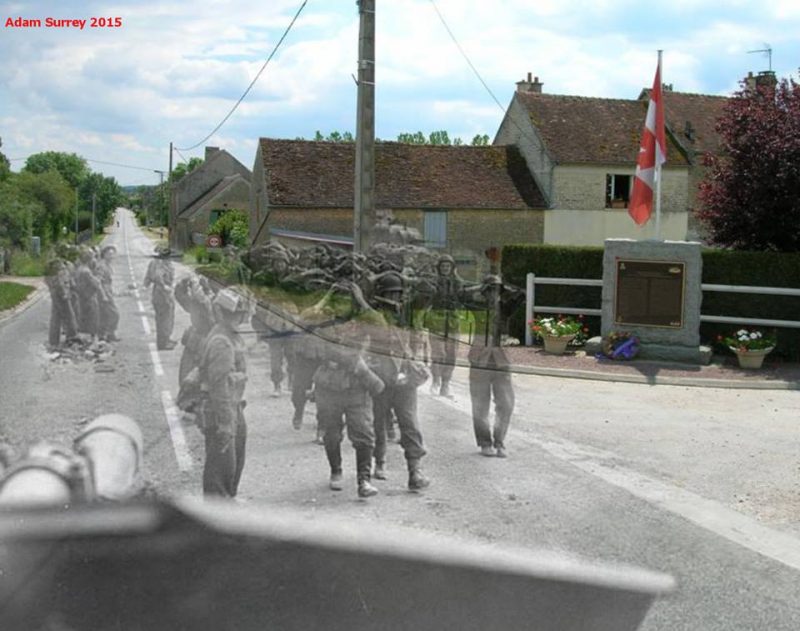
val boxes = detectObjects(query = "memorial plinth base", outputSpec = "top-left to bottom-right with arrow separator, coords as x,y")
586,337 -> 712,365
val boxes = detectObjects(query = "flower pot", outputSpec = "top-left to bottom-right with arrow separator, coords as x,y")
542,334 -> 575,355
731,346 -> 774,369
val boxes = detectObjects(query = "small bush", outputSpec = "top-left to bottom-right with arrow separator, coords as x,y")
9,250 -> 46,276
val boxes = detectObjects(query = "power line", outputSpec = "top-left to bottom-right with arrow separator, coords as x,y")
174,0 -> 309,152
428,0 -> 508,116
8,155 -> 161,173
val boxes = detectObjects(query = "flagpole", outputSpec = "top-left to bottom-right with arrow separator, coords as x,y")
654,50 -> 663,240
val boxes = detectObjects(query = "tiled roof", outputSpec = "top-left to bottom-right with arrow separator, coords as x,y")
641,90 -> 729,156
177,174 -> 247,219
258,139 -> 547,209
515,92 -> 691,166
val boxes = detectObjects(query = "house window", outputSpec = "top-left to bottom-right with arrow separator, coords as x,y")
424,211 -> 447,248
605,174 -> 632,208
208,208 -> 227,227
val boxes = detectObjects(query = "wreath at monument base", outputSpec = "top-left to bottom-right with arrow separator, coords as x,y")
603,331 -> 640,360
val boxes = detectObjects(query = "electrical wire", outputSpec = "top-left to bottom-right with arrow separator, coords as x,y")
8,156 -> 160,173
174,0 -> 309,152
428,0 -> 508,116
428,0 -> 556,204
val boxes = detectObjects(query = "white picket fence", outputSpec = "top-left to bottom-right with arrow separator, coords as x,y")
523,273 -> 800,346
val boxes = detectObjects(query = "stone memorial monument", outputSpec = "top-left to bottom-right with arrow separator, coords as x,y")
594,238 -> 711,364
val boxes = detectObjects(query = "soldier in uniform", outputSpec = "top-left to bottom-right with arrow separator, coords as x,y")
462,256 -> 518,458
314,324 -> 385,498
197,289 -> 252,498
251,303 -> 294,399
75,249 -> 103,340
96,245 -> 120,342
425,254 -> 463,398
44,258 -> 78,348
143,246 -> 177,350
175,274 -> 216,384
347,274 -> 431,491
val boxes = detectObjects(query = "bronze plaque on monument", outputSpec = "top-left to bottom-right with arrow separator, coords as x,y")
615,259 -> 685,328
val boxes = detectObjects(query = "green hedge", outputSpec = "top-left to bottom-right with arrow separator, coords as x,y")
502,244 -> 800,360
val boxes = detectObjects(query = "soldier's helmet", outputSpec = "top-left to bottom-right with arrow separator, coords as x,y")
437,254 -> 455,273
373,271 -> 404,308
213,288 -> 253,321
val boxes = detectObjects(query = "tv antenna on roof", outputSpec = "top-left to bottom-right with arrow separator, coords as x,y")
747,43 -> 772,71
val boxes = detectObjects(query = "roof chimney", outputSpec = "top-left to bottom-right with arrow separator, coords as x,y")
516,73 -> 543,94
204,146 -> 220,161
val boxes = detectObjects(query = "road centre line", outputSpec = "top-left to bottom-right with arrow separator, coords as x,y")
430,375 -> 800,573
160,390 -> 194,472
141,316 -> 151,335
148,342 -> 164,376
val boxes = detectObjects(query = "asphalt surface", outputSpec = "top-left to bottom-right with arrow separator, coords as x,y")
1,209 -> 800,630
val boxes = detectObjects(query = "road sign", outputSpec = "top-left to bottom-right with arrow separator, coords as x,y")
207,235 -> 222,248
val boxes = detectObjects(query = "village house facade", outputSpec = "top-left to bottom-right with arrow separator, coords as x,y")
249,138 -> 547,275
494,74 -> 703,246
170,147 -> 251,251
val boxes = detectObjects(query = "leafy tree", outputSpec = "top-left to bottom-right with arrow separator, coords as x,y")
427,130 -> 451,145
471,134 -> 490,146
0,137 -> 10,182
5,170 -> 75,244
698,76 -> 800,251
314,130 -> 354,142
170,157 -> 203,182
0,194 -> 35,248
396,131 -> 427,145
209,209 -> 249,248
23,151 -> 88,189
78,172 -> 125,232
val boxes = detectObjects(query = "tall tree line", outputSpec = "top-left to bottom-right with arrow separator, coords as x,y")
0,146 -> 126,250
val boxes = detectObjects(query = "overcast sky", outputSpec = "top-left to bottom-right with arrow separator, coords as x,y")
2,0 -> 798,186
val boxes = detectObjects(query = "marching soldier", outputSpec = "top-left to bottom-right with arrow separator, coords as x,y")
175,274 -> 216,384
144,245 -> 177,350
197,289 -> 252,498
347,274 -> 431,491
462,250 -> 520,458
96,245 -> 120,342
314,324 -> 385,498
75,248 -> 103,340
44,258 -> 78,348
424,254 -> 463,398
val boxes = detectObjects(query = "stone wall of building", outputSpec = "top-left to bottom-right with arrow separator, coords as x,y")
494,97 -> 555,206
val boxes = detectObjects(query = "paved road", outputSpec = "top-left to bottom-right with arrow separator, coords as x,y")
2,209 -> 800,629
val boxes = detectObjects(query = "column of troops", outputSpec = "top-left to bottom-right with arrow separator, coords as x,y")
45,231 -> 522,502
210,236 -> 524,500
45,243 -> 120,348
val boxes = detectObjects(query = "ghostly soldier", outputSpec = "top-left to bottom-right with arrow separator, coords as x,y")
348,273 -> 431,491
96,245 -> 120,342
175,274 -> 216,384
425,254 -> 463,398
44,258 -> 78,348
251,302 -> 295,398
197,289 -> 252,498
462,257 -> 518,459
314,324 -> 385,498
75,249 -> 103,339
144,246 -> 177,350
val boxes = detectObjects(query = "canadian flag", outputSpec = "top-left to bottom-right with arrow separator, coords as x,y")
628,57 -> 667,225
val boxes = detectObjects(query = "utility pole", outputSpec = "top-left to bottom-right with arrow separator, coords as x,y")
154,170 -> 165,228
91,192 -> 96,237
353,0 -> 376,253
168,142 -> 174,250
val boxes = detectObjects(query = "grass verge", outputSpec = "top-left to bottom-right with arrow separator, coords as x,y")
0,282 -> 35,311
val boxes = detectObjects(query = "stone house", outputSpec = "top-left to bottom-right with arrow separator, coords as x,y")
249,138 -> 546,274
171,147 -> 251,251
495,74 -> 731,246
